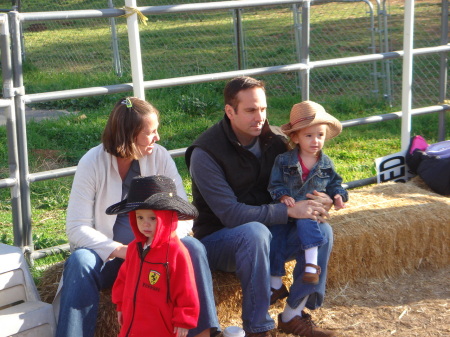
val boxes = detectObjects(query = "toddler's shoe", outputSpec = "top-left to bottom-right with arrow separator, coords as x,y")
302,263 -> 321,284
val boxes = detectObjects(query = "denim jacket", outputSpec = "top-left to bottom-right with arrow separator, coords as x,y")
268,147 -> 348,203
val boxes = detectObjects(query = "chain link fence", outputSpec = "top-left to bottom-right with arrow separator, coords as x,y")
13,0 -> 448,107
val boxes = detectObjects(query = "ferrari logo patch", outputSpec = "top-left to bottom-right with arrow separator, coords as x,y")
149,270 -> 160,285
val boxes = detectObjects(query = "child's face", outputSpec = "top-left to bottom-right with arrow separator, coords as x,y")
291,124 -> 327,156
135,209 -> 157,240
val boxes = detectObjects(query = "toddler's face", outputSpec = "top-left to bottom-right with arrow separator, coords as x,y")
135,209 -> 157,240
291,123 -> 327,157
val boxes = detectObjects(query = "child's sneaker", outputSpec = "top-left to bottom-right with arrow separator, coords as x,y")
302,263 -> 321,284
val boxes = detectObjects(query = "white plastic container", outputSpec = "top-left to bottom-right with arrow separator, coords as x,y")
223,326 -> 245,337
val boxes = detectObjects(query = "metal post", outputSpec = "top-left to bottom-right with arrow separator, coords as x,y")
360,0 -> 378,95
438,0 -> 448,141
233,8 -> 245,70
292,3 -> 302,94
9,10 -> 33,257
381,0 -> 393,106
108,0 -> 122,77
124,0 -> 145,99
0,14 -> 23,248
300,0 -> 310,101
401,0 -> 414,151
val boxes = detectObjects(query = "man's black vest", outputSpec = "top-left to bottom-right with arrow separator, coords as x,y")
185,116 -> 287,239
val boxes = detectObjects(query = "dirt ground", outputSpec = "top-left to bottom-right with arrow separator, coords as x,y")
271,265 -> 450,337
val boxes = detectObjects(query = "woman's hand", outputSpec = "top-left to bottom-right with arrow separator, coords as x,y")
109,245 -> 128,260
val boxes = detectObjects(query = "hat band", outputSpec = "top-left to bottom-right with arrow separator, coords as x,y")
290,115 -> 315,128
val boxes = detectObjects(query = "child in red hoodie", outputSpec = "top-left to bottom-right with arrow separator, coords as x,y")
106,175 -> 200,337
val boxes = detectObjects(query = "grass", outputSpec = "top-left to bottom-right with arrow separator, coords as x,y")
0,0 -> 448,273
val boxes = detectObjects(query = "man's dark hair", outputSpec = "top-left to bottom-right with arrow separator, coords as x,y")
224,76 -> 265,110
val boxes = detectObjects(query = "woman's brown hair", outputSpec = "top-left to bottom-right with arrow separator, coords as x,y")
102,97 -> 159,159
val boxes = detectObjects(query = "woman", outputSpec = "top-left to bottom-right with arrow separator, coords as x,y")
54,97 -> 219,337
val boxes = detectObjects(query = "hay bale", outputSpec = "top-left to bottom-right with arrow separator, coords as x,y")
211,269 -> 294,328
37,262 -> 120,337
211,179 -> 450,327
96,288 -> 120,337
38,261 -> 64,304
327,179 -> 450,288
212,271 -> 242,327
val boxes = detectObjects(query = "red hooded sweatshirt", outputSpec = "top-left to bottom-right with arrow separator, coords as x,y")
112,210 -> 199,337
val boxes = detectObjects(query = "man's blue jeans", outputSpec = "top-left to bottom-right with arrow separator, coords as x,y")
200,222 -> 275,334
269,221 -> 333,310
56,236 -> 219,337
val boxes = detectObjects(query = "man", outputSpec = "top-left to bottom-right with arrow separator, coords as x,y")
185,76 -> 335,337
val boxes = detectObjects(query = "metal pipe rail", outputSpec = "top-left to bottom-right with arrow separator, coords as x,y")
24,104 -> 449,184
18,0 -> 306,22
22,45 -> 450,104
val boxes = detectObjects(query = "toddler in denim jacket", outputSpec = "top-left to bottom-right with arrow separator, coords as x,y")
268,101 -> 348,284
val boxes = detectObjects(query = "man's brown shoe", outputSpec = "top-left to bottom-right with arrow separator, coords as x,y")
277,312 -> 336,337
245,329 -> 277,337
270,284 -> 289,305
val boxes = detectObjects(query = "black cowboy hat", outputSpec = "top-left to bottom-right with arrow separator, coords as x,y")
105,175 -> 198,220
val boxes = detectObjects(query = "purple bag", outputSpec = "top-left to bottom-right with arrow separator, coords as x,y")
426,140 -> 450,159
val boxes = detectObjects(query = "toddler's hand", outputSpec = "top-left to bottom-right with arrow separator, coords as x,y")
333,194 -> 346,211
174,327 -> 188,337
117,312 -> 123,326
280,195 -> 295,207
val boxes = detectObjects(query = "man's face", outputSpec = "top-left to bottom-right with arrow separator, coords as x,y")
225,87 -> 267,146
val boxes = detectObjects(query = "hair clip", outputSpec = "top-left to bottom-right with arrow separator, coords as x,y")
122,97 -> 133,108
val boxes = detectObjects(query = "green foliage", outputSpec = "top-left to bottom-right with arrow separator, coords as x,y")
178,95 -> 209,116
33,232 -> 67,251
0,233 -> 13,245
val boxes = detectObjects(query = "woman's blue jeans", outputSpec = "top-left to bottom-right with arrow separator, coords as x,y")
200,222 -> 275,334
56,236 -> 219,337
269,221 -> 333,310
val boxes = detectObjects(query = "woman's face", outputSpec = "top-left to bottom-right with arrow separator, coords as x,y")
135,113 -> 160,157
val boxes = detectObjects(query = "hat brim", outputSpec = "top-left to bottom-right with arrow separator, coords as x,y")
281,112 -> 342,140
106,192 -> 198,220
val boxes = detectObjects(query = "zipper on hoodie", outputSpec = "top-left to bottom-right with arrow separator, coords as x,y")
124,243 -> 148,337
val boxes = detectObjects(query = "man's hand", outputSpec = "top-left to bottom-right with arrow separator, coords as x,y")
306,190 -> 333,212
109,245 -> 128,260
287,199 -> 329,222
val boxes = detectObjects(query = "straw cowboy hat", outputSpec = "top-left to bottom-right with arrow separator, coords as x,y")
106,175 -> 198,220
280,101 -> 342,140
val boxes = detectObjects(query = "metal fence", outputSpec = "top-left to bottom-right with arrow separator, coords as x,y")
12,0 -> 447,107
0,0 -> 448,259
